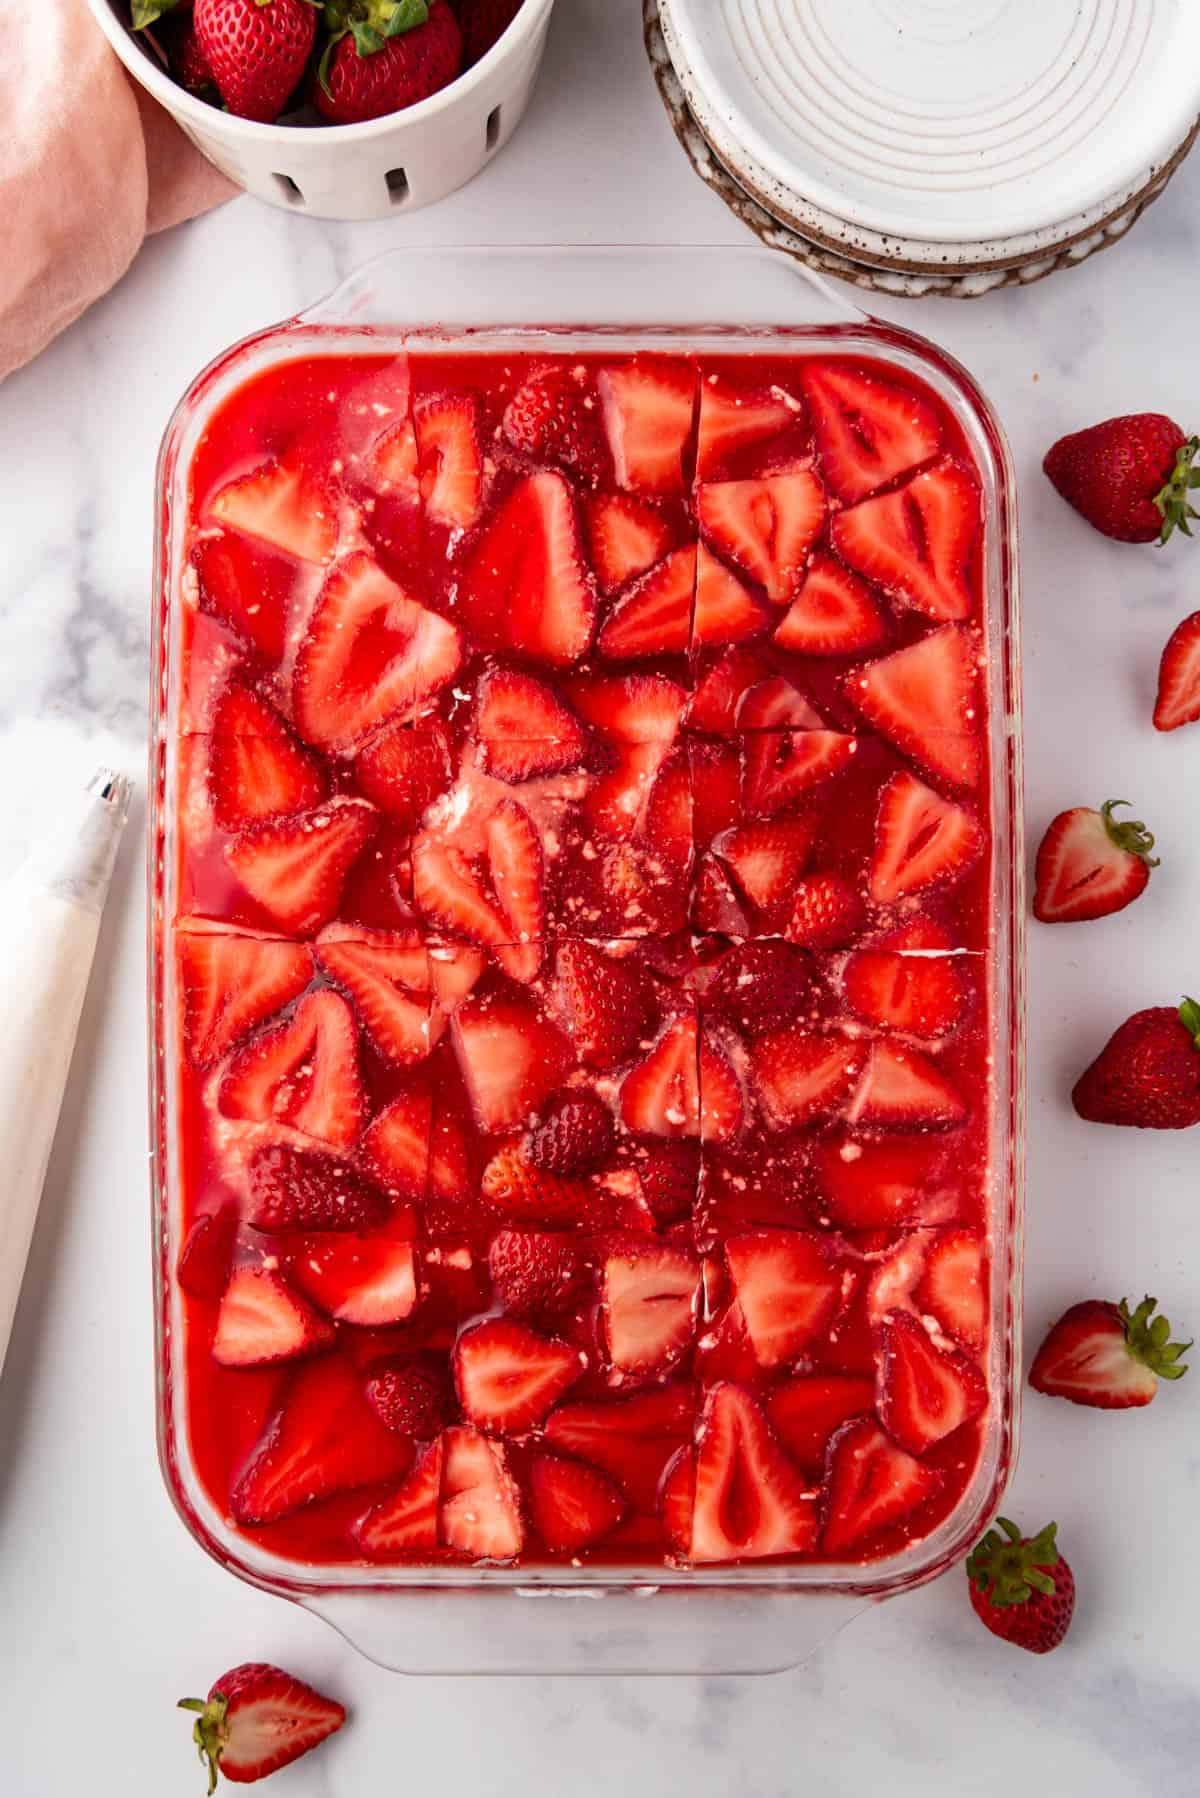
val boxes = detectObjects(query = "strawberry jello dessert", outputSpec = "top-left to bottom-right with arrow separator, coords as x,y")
158,338 -> 1007,1576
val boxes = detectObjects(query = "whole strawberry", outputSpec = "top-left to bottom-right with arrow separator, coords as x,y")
1032,797 -> 1158,923
458,0 -> 522,67
966,1518 -> 1075,1654
194,0 -> 316,122
1030,1295 -> 1190,1408
1072,997 -> 1200,1128
178,1663 -> 344,1791
314,0 -> 462,123
1044,413 -> 1200,544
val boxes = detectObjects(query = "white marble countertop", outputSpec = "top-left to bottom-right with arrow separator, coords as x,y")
2,5 -> 1199,1792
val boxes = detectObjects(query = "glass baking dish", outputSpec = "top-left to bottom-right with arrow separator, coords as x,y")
148,246 -> 1025,1673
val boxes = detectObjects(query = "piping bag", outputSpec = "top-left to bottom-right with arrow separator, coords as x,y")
0,767 -> 131,1379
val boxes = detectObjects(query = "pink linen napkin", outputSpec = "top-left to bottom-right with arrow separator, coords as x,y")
0,0 -> 234,384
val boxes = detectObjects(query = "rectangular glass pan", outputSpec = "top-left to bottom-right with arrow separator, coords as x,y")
149,247 -> 1024,1673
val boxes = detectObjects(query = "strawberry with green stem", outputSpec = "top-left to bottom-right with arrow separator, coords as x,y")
1029,1294 -> 1191,1407
1044,414 -> 1200,544
314,0 -> 462,123
194,0 -> 318,121
178,1663 -> 345,1791
966,1518 -> 1075,1654
1033,797 -> 1158,923
1073,997 -> 1200,1128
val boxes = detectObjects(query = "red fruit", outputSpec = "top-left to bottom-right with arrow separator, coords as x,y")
841,947 -> 965,1038
1044,414 -> 1199,544
177,1206 -> 239,1302
314,931 -> 434,1066
812,1131 -> 961,1230
415,390 -> 482,530
212,1266 -> 335,1368
633,1139 -> 700,1224
725,1229 -> 841,1369
820,1417 -> 940,1554
601,1242 -> 699,1373
360,1086 -> 435,1203
218,988 -> 365,1147
717,814 -> 817,914
660,1448 -> 696,1556
209,687 -> 326,829
1072,998 -> 1200,1128
619,1014 -> 701,1137
832,460 -> 979,622
452,988 -> 573,1132
1154,610 -> 1200,729
584,492 -> 674,593
439,1424 -> 524,1558
353,1438 -> 444,1557
487,1227 -> 585,1315
847,624 -> 983,790
475,669 -> 590,780
458,0 -> 523,65
699,1031 -> 745,1145
178,930 -> 313,1067
598,357 -> 697,496
354,725 -> 452,828
177,1662 -> 345,1790
293,552 -> 462,751
767,1374 -> 876,1475
231,1354 -> 413,1524
528,1452 -> 627,1553
527,1094 -> 616,1174
686,645 -> 772,733
555,939 -> 654,1071
878,1309 -> 986,1454
847,1040 -> 966,1131
567,670 -> 687,743
705,939 -> 814,1036
480,1145 -> 607,1228
191,531 -> 294,663
966,1518 -> 1075,1653
410,835 -> 512,953
207,453 -> 335,563
292,1234 -> 418,1326
225,800 -> 376,936
801,361 -> 942,505
364,1357 -> 454,1436
369,416 -> 419,497
194,0 -> 316,120
786,873 -> 866,949
695,374 -> 799,480
697,471 -> 826,603
773,552 -> 890,657
869,771 -> 984,905
1033,799 -> 1158,923
454,1317 -> 583,1433
598,546 -> 695,659
917,1229 -> 988,1351
485,798 -> 546,972
545,1384 -> 695,1511
314,0 -> 462,124
741,726 -> 858,817
458,471 -> 596,665
691,853 -> 749,934
1028,1294 -> 1190,1408
752,1028 -> 865,1129
169,16 -> 217,90
692,543 -> 771,647
502,366 -> 607,486
245,1143 -> 392,1233
688,1384 -> 818,1563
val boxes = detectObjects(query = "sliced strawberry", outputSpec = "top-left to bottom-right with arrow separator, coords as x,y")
633,1139 -> 701,1225
1154,610 -> 1200,731
786,873 -> 867,948
487,1227 -> 585,1316
225,800 -> 376,936
452,987 -> 574,1132
354,725 -> 452,829
832,460 -> 979,622
293,552 -> 462,751
767,1374 -> 876,1475
696,374 -> 800,480
457,471 -> 596,666
411,834 -> 513,951
291,1235 -> 418,1326
697,471 -> 826,602
231,1354 -> 414,1524
820,1417 -> 941,1554
751,1028 -> 865,1129
705,940 -> 815,1036
735,675 -> 825,731
689,1384 -> 818,1563
555,939 -> 654,1071
454,1317 -> 583,1433
1032,800 -> 1157,923
598,356 -> 696,496
361,1087 -> 433,1201
841,948 -> 966,1038
698,1032 -> 744,1144
869,771 -> 984,904
717,814 -> 818,913
811,1131 -> 963,1230
584,492 -> 673,593
415,391 -> 482,531
1028,1296 -> 1189,1409
439,1424 -> 524,1558
686,646 -> 773,734
353,1438 -> 444,1558
846,1041 -> 967,1130
917,1228 -> 988,1351
178,1663 -> 346,1789
773,552 -> 890,657
598,545 -> 695,659
878,1309 -> 987,1453
481,1146 -> 610,1229
177,1205 -> 239,1302
528,1452 -> 627,1552
546,1387 -> 695,1512
692,543 -> 771,647
801,361 -> 942,504
690,738 -> 742,845
208,455 -> 337,564
212,1266 -> 335,1368
502,367 -> 607,486
218,988 -> 365,1146
847,625 -> 982,789
314,931 -> 434,1065
691,853 -> 750,934
693,1298 -> 763,1383
192,531 -> 294,663
485,797 -> 545,975
566,671 -> 687,743
475,670 -> 590,781
724,1230 -> 841,1368
425,941 -> 487,1012
619,1014 -> 701,1137
601,1242 -> 699,1373
741,728 -> 858,816
209,687 -> 326,829
368,415 -> 420,499
177,930 -> 313,1066
660,1447 -> 696,1556
246,1143 -> 393,1234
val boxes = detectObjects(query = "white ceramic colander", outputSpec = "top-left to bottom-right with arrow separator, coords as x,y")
86,0 -> 556,220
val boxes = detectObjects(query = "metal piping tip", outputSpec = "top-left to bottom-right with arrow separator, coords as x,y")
86,768 -> 134,820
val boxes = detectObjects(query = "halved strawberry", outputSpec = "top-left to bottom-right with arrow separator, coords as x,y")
820,1417 -> 940,1554
801,361 -> 942,504
697,471 -> 826,602
480,1145 -> 607,1229
218,988 -> 365,1146
212,1266 -> 335,1368
724,1230 -> 841,1368
841,948 -> 966,1038
225,800 -> 377,936
503,367 -> 607,486
878,1309 -> 987,1453
705,939 -> 814,1036
293,553 -> 462,751
1032,799 -> 1158,923
689,1383 -> 818,1563
566,671 -> 687,743
361,1087 -> 433,1201
411,835 -> 512,951
811,1131 -> 963,1230
486,799 -> 545,979
177,929 -> 313,1066
695,375 -> 801,480
917,1228 -> 988,1351
619,1014 -> 701,1137
686,649 -> 772,737
475,670 -> 591,781
786,872 -> 867,948
368,415 -> 420,499
353,1438 -> 444,1557
231,1354 -> 414,1524
528,1452 -> 627,1552
751,1028 -> 865,1129
246,1143 -> 393,1234
692,543 -> 771,646
601,1242 -> 700,1373
1028,1295 -> 1190,1408
767,1374 -> 876,1475
208,455 -> 337,564
314,931 -> 434,1065
554,939 -> 655,1071
457,471 -> 596,666
452,987 -> 574,1132
584,492 -> 673,592
291,1234 -> 418,1326
660,1447 -> 696,1556
209,687 -> 326,829
598,357 -> 697,495
454,1317 -> 583,1433
353,725 -> 452,829
1154,610 -> 1200,731
741,728 -> 858,816
545,1384 -> 695,1511
691,853 -> 750,933
192,531 -> 294,663
869,771 -> 984,904
846,1041 -> 967,1130
832,460 -> 979,622
773,552 -> 890,657
847,625 -> 982,789
698,1032 -> 744,1144
176,1662 -> 346,1790
717,814 -> 818,914
439,1424 -> 524,1558
415,391 -> 482,531
177,1205 -> 239,1302
598,545 -> 695,659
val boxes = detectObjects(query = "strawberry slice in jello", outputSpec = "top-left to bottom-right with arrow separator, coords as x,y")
846,624 -> 983,791
598,355 -> 698,497
191,531 -> 298,666
177,927 -> 313,1067
832,460 -> 980,623
800,361 -> 942,505
697,470 -> 826,605
681,1383 -> 819,1563
217,987 -> 365,1146
206,454 -> 338,566
457,470 -> 597,666
695,370 -> 807,482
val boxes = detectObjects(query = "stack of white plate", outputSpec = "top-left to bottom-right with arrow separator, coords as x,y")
648,0 -> 1200,296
